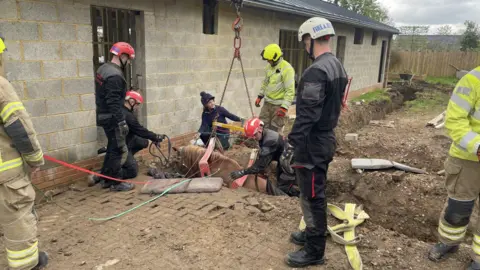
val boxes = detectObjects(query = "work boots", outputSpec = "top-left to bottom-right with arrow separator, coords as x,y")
428,242 -> 459,262
468,260 -> 480,270
32,251 -> 49,270
110,182 -> 134,192
285,248 -> 325,268
87,175 -> 101,187
290,231 -> 306,246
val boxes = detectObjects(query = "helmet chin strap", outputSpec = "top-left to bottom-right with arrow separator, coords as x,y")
308,40 -> 315,61
128,99 -> 136,112
120,56 -> 128,73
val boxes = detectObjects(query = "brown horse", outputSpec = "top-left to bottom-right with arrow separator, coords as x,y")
172,145 -> 267,193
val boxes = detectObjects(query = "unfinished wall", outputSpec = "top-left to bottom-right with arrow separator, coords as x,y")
0,0 -> 394,191
0,0 -> 97,173
331,24 -> 391,92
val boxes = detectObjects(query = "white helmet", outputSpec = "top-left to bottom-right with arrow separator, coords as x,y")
298,17 -> 335,42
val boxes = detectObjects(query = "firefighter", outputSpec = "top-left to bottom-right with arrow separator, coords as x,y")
255,44 -> 295,135
197,91 -> 244,150
0,36 -> 49,269
428,66 -> 480,270
279,17 -> 348,267
89,91 -> 166,186
95,42 -> 136,192
229,117 -> 300,197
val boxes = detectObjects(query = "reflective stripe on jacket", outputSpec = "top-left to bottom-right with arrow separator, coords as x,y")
259,59 -> 295,109
445,67 -> 480,161
0,76 -> 44,183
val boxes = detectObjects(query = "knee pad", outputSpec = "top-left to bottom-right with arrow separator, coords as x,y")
444,198 -> 474,226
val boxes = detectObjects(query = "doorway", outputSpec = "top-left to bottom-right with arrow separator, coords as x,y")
90,6 -> 146,144
378,40 -> 387,83
336,36 -> 346,65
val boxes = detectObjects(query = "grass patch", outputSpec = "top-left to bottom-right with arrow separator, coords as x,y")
351,88 -> 390,103
405,91 -> 450,112
425,76 -> 458,87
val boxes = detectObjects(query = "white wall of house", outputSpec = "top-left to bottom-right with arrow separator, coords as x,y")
0,0 -> 392,164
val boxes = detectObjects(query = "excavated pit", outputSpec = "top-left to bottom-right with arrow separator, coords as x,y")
220,81 -> 454,244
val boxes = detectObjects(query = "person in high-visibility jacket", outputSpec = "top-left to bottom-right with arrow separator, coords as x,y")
428,66 -> 480,270
255,44 -> 295,135
0,36 -> 49,269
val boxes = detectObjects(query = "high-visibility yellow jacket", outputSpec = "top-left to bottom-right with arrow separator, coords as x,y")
259,59 -> 295,109
0,76 -> 44,183
445,66 -> 480,161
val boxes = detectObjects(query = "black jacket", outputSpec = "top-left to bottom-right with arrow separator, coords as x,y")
244,129 -> 285,175
288,52 -> 348,167
95,63 -> 127,125
122,107 -> 158,144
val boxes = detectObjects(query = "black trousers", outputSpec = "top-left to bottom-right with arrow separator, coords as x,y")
120,135 -> 149,180
99,123 -> 125,185
296,164 -> 329,257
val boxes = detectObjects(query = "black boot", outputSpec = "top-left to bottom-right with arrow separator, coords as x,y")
428,242 -> 459,262
290,231 -> 306,246
32,251 -> 48,270
110,182 -> 135,192
285,248 -> 325,268
468,260 -> 480,270
87,175 -> 101,187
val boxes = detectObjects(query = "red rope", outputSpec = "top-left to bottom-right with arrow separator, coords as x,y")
43,155 -> 150,184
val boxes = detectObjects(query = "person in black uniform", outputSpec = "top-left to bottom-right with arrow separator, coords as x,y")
280,17 -> 349,267
89,91 -> 166,187
229,117 -> 300,197
95,41 -> 137,191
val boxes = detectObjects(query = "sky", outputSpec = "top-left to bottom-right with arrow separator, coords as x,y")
379,0 -> 479,34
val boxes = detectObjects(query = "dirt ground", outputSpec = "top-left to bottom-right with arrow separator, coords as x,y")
2,81 -> 475,270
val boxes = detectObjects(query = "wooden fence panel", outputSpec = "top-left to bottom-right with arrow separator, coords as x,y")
389,51 -> 480,77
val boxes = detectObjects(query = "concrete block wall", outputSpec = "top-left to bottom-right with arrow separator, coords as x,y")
0,0 -> 97,176
143,1 -> 311,138
0,0 -> 394,191
331,23 -> 391,92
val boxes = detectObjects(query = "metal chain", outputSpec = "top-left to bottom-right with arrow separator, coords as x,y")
217,0 -> 254,118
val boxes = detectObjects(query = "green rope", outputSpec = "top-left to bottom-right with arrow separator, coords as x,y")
88,178 -> 193,222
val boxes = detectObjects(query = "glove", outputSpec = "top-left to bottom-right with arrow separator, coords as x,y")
255,96 -> 263,107
240,118 -> 246,126
230,170 -> 245,180
120,145 -> 129,165
279,143 -> 295,174
276,107 -> 288,117
118,120 -> 129,137
154,134 -> 166,143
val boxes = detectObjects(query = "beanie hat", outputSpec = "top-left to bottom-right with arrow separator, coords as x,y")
200,91 -> 215,106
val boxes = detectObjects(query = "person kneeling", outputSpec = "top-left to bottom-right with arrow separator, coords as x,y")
229,117 -> 300,197
89,91 -> 166,191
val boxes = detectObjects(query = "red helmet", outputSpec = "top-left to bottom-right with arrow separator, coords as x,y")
110,42 -> 135,59
244,117 -> 264,138
125,91 -> 143,104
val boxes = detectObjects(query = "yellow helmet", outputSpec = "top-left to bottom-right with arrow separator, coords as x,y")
0,35 -> 6,54
260,44 -> 282,62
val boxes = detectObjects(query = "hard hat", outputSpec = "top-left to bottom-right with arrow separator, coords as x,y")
0,35 -> 6,54
298,17 -> 335,42
260,44 -> 283,62
110,42 -> 135,59
125,91 -> 143,104
244,117 -> 264,138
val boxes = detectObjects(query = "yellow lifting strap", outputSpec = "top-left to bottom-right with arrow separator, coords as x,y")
299,203 -> 369,270
212,122 -> 245,133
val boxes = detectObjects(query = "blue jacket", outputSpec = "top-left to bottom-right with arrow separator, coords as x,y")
199,106 -> 241,135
